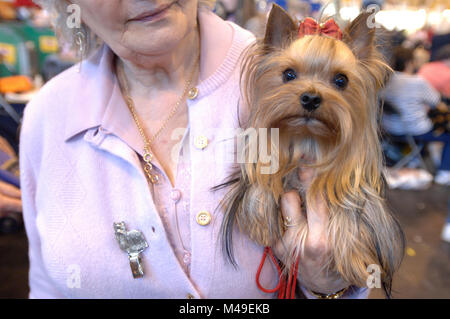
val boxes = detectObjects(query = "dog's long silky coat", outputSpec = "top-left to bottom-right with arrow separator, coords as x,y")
218,5 -> 405,298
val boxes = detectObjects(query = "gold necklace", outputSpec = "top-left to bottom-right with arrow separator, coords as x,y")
117,55 -> 199,184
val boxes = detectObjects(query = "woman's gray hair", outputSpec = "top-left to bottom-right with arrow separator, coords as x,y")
34,0 -> 216,56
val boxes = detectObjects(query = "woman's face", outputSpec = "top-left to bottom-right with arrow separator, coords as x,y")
70,0 -> 199,58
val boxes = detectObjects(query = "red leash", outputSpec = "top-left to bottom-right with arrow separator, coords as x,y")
256,247 -> 282,293
256,246 -> 300,299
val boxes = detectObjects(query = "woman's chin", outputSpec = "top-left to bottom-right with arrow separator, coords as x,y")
118,34 -> 183,58
121,21 -> 191,56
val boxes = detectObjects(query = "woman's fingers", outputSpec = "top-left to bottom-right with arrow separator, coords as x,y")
273,191 -> 306,259
296,166 -> 329,257
297,166 -> 328,227
0,181 -> 21,199
273,168 -> 330,262
280,191 -> 305,229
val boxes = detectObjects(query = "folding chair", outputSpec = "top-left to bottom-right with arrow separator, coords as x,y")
381,101 -> 428,171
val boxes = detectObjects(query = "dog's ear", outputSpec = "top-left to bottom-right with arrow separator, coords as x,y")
264,4 -> 298,50
343,12 -> 376,60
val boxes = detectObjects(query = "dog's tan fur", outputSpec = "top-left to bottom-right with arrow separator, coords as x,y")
219,5 -> 405,297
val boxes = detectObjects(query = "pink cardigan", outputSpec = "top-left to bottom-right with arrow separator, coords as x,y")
20,10 -> 367,299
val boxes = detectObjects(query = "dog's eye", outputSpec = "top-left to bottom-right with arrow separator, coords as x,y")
333,73 -> 348,90
282,69 -> 297,83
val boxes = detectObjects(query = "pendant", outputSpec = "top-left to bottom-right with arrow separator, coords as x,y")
143,150 -> 159,184
114,222 -> 149,278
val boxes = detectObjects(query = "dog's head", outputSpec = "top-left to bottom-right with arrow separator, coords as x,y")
242,5 -> 391,204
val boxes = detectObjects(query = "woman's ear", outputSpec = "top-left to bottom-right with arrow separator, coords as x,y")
343,12 -> 376,61
263,4 -> 297,50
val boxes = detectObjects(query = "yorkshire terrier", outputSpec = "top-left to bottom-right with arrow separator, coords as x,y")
218,5 -> 405,298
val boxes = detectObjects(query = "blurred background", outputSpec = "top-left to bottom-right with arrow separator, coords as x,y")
0,0 -> 448,298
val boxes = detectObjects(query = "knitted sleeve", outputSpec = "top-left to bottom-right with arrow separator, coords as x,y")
20,103 -> 65,299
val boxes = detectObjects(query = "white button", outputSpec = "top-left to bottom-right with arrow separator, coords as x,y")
196,211 -> 212,226
170,189 -> 182,202
183,251 -> 191,265
194,135 -> 208,150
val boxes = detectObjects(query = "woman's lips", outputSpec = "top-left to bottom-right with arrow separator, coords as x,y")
129,2 -> 175,23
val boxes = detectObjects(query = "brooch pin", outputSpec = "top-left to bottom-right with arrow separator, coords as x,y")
114,222 -> 149,278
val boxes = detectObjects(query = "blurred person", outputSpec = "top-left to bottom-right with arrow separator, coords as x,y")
0,180 -> 21,216
215,0 -> 257,27
244,0 -> 268,37
287,0 -> 311,20
213,0 -> 237,21
0,135 -> 15,158
0,135 -> 22,233
412,45 -> 430,73
429,33 -> 450,62
382,47 -> 440,136
19,0 -> 367,299
0,177 -> 22,219
419,44 -> 450,99
381,46 -> 450,186
419,44 -> 450,242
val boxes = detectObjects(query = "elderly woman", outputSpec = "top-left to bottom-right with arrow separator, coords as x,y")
20,0 -> 367,298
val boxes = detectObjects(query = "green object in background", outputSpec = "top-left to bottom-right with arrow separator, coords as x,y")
0,21 -> 58,78
0,24 -> 30,77
7,22 -> 58,74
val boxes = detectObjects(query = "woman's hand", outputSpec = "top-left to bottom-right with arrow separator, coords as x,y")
273,167 -> 348,295
0,180 -> 22,218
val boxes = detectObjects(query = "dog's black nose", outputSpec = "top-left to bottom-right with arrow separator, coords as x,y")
300,93 -> 322,112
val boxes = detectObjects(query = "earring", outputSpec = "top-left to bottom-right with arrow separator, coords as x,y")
74,31 -> 86,73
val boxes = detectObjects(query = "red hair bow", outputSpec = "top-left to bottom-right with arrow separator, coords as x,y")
298,18 -> 343,40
